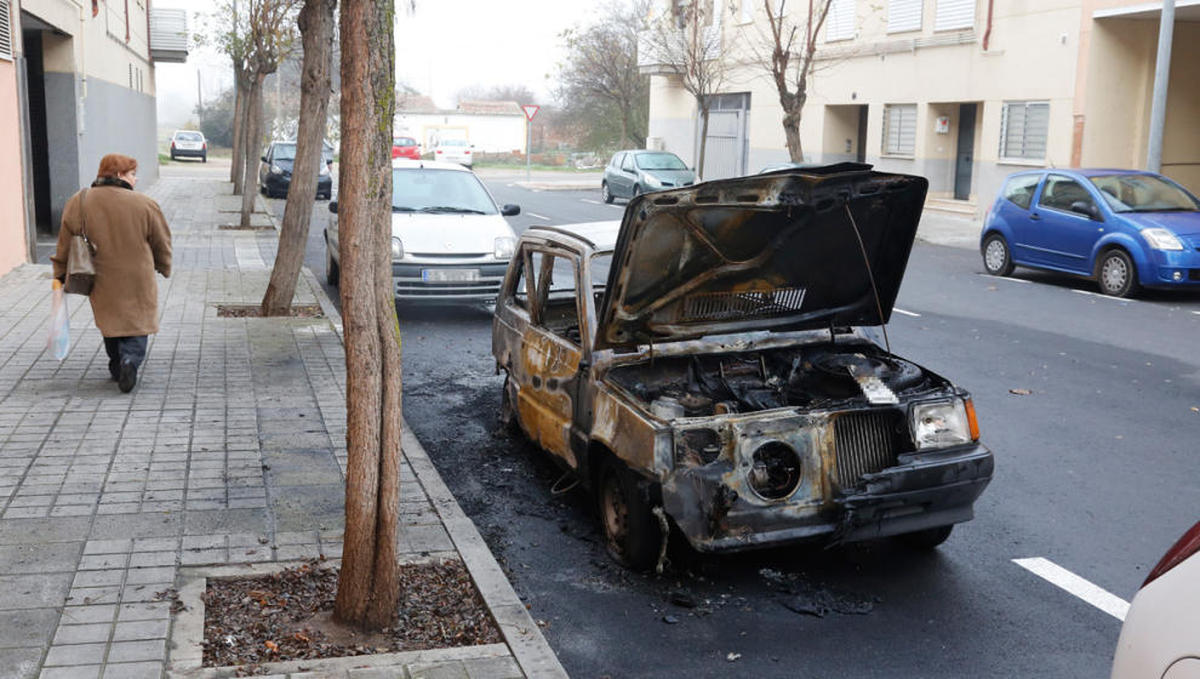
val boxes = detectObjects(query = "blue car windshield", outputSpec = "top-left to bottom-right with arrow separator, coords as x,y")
1089,175 -> 1199,213
635,152 -> 687,171
392,168 -> 497,214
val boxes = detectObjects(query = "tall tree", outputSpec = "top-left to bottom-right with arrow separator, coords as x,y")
747,0 -> 834,162
557,1 -> 649,149
238,0 -> 301,228
261,0 -> 337,316
644,0 -> 725,179
196,1 -> 251,189
332,0 -> 402,631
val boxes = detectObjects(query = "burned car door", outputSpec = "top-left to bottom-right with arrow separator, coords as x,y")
496,246 -> 587,469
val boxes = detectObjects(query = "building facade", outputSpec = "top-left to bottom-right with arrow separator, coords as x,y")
395,96 -> 528,155
0,0 -> 183,278
643,0 -> 1199,216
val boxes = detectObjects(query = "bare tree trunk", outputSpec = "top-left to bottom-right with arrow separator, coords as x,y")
783,110 -> 803,162
231,76 -> 249,192
333,0 -> 401,632
696,104 -> 710,180
239,73 -> 266,228
262,0 -> 336,316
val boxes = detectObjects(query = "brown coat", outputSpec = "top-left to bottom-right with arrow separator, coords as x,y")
50,182 -> 173,337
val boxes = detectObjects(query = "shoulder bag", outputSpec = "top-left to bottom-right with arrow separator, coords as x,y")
64,188 -> 96,296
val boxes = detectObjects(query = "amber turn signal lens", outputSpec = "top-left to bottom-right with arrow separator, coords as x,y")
965,399 -> 980,441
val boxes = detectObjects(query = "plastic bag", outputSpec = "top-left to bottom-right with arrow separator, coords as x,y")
48,281 -> 70,361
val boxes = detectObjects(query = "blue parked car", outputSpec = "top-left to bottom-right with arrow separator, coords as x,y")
979,169 -> 1200,297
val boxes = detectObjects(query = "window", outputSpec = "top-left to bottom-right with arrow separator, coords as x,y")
1002,175 -> 1041,210
887,0 -> 922,33
882,104 -> 917,156
0,0 -> 12,61
530,251 -> 582,345
621,154 -> 635,172
1000,101 -> 1049,161
825,0 -> 855,42
1039,175 -> 1096,215
934,0 -> 975,31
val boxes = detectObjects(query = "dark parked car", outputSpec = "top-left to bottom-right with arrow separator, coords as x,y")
602,150 -> 695,203
258,141 -> 333,200
980,169 -> 1200,297
493,164 -> 994,570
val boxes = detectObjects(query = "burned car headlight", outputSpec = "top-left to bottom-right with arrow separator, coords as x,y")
911,399 -> 976,450
747,441 -> 802,500
674,428 -> 722,468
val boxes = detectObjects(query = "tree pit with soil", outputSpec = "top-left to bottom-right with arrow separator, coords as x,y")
202,559 -> 502,674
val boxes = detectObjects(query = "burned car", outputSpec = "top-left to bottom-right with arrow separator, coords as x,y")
491,163 -> 994,570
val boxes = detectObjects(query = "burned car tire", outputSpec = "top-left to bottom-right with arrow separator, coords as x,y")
982,234 -> 1014,277
898,524 -> 954,549
598,462 -> 659,571
499,378 -> 521,434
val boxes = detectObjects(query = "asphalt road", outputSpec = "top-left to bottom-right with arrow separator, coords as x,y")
253,163 -> 1200,678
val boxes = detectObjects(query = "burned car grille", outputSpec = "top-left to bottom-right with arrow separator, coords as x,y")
833,410 -> 904,489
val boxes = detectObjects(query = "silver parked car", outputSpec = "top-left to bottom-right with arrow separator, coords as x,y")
601,150 -> 695,203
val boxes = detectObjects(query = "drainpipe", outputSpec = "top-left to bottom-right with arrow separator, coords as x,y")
1146,0 -> 1175,173
983,0 -> 994,51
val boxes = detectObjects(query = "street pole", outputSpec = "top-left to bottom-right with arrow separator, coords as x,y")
1146,0 -> 1175,173
526,118 -> 532,182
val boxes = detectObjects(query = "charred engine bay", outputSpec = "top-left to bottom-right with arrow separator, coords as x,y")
607,341 -> 942,417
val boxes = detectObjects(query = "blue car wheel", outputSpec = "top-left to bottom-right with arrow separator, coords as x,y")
982,234 -> 1014,276
1097,249 -> 1140,298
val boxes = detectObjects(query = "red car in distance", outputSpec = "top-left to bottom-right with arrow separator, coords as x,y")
392,136 -> 420,160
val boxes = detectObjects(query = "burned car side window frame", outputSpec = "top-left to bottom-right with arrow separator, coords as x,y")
528,247 -> 585,347
506,248 -> 533,312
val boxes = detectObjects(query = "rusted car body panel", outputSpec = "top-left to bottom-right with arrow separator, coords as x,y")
492,166 -> 994,556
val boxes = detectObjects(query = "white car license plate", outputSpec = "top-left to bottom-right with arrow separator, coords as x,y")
422,269 -> 479,282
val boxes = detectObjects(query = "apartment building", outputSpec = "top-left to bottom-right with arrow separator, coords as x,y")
0,0 -> 185,278
642,0 -> 1199,216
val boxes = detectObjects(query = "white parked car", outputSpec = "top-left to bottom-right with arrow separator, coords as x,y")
1111,520 -> 1200,679
433,138 -> 474,168
169,130 -> 207,162
324,159 -> 520,301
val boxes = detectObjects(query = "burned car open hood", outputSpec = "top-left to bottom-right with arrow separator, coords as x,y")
594,164 -> 928,352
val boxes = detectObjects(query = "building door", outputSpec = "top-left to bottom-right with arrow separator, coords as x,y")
21,29 -> 52,235
954,103 -> 977,200
699,92 -> 749,180
856,105 -> 868,163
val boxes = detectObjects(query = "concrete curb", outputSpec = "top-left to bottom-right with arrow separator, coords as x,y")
302,271 -> 568,679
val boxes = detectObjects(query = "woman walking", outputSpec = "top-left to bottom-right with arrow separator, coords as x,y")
51,153 -> 172,393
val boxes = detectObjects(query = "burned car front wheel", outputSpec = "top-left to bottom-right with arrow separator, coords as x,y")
598,462 -> 660,571
898,524 -> 954,549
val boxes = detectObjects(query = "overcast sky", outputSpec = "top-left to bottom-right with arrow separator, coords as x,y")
154,0 -> 610,128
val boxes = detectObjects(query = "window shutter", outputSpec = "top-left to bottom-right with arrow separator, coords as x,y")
1000,101 -> 1049,160
883,104 -> 917,156
934,0 -> 975,31
825,0 -> 856,42
887,0 -> 922,33
0,0 -> 13,61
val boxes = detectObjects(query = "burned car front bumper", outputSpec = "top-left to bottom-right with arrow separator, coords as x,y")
662,443 -> 994,553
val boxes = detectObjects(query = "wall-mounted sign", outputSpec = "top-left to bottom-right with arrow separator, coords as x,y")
935,116 -> 951,134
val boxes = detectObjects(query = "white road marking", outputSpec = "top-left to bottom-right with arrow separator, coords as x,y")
893,308 -> 920,317
609,204 -> 624,209
1071,289 -> 1132,303
581,199 -> 603,205
980,274 -> 1031,284
1190,310 -> 1200,316
526,212 -> 551,221
1012,557 -> 1130,621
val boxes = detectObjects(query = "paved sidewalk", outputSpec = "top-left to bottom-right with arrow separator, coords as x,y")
0,174 -> 564,678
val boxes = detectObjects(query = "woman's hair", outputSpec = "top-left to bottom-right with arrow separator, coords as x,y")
96,153 -> 137,179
